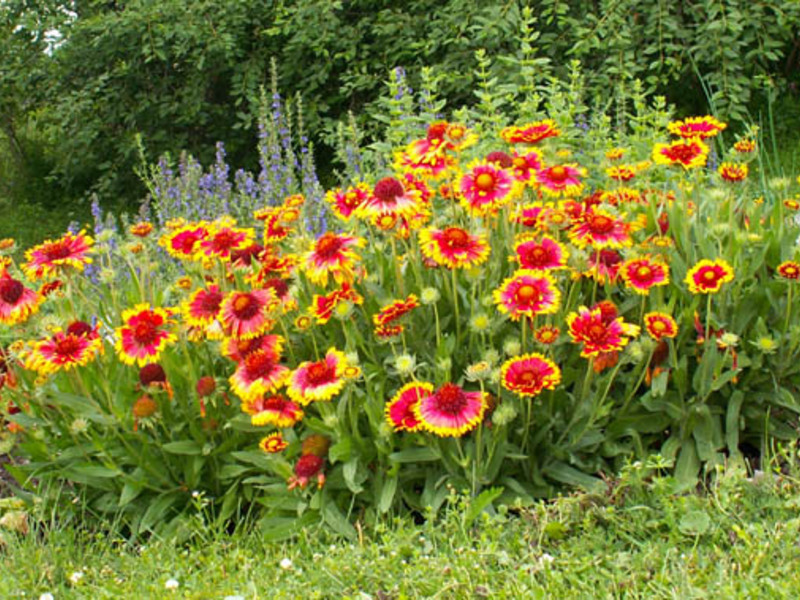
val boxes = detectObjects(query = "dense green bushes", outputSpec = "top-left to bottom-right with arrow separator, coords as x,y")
1,0 -> 799,217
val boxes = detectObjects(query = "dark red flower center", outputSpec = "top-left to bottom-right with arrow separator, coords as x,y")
305,362 -> 334,385
200,290 -> 224,313
55,336 -> 82,357
442,228 -> 470,250
635,265 -> 653,279
587,323 -> 609,342
434,383 -> 468,416
263,278 -> 289,299
548,166 -> 568,182
664,143 -> 700,162
0,277 -> 24,304
315,234 -> 345,259
518,369 -> 541,386
140,363 -> 167,385
133,319 -> 160,347
211,230 -> 239,252
294,454 -> 324,478
244,351 -> 278,380
67,321 -> 93,337
373,177 -> 405,203
42,240 -> 73,261
485,151 -> 512,168
232,294 -> 260,320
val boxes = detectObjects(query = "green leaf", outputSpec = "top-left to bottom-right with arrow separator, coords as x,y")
162,441 -> 202,455
679,510 -> 711,536
463,487 -> 503,528
259,512 -> 320,542
726,391 -> 745,456
543,461 -> 603,492
378,476 -> 398,513
321,496 -> 357,539
389,447 -> 439,463
674,441 -> 700,491
343,458 -> 364,494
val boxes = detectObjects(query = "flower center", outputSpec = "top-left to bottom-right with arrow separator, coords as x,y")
435,383 -> 468,416
263,278 -> 288,299
587,323 -> 608,342
636,266 -> 652,279
513,157 -> 527,169
0,278 -> 24,304
245,351 -> 277,380
475,173 -> 495,191
442,228 -> 470,250
232,294 -> 260,320
516,284 -> 540,303
525,246 -> 549,265
43,240 -> 73,261
652,320 -> 667,332
665,143 -> 699,162
373,177 -> 405,203
589,215 -> 614,234
133,320 -> 160,347
315,234 -> 344,259
519,370 -> 539,385
549,166 -> 568,182
200,290 -> 223,313
67,321 -> 93,337
305,362 -> 333,385
55,336 -> 82,357
703,270 -> 718,281
176,231 -> 201,253
447,125 -> 464,140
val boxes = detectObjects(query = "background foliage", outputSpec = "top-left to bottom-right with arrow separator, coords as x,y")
1,0 -> 799,242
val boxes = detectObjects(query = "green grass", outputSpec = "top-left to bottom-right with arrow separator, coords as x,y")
3,460 -> 800,598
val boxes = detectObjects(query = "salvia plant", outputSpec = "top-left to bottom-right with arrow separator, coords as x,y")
1,61 -> 799,541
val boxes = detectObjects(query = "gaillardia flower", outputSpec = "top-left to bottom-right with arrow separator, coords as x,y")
667,116 -> 726,139
303,233 -> 365,287
619,257 -> 670,295
568,210 -> 631,249
566,305 -> 640,358
459,161 -> 521,216
718,162 -> 748,183
310,284 -> 364,324
500,120 -> 560,144
500,353 -> 562,398
493,270 -> 561,320
23,230 -> 94,280
115,304 -> 177,366
159,223 -> 209,260
219,289 -> 278,339
652,138 -> 709,169
685,259 -> 734,294
325,184 -> 370,221
385,382 -> 433,432
0,272 -> 43,325
242,394 -> 304,427
25,324 -> 103,376
777,261 -> 800,280
418,226 -> 490,269
229,347 -> 290,402
198,220 -> 254,260
514,236 -> 569,271
535,164 -> 586,198
259,433 -> 288,453
286,348 -> 348,405
535,325 -> 560,345
415,382 -> 488,437
644,312 -> 678,340
373,294 -> 420,326
183,285 -> 224,329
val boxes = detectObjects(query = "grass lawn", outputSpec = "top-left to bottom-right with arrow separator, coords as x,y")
2,460 -> 800,599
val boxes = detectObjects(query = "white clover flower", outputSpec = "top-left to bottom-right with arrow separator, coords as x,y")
68,571 -> 84,585
279,558 -> 293,570
165,578 -> 179,590
70,418 -> 89,435
39,594 -> 55,600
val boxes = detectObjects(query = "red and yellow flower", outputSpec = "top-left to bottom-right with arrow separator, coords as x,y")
310,283 -> 364,324
685,259 -> 734,294
536,164 -> 586,198
229,346 -> 290,402
115,304 -> 177,366
667,116 -> 726,139
459,161 -> 521,216
198,220 -> 255,260
500,353 -> 561,398
325,184 -> 370,221
222,333 -> 284,363
652,138 -> 709,169
534,325 -> 560,345
373,294 -> 420,326
130,222 -> 154,238
286,348 -> 348,405
303,233 -> 365,287
569,210 -> 632,249
259,433 -> 288,453
418,226 -> 490,269
159,223 -> 210,260
415,382 -> 487,437
644,312 -> 678,340
509,150 -> 544,184
566,305 -> 640,358
243,394 -> 304,427
24,323 -> 103,375
493,270 -> 561,321
22,230 -> 94,280
357,177 -> 422,220
219,289 -> 278,339
777,261 -> 800,280
718,162 -> 748,183
514,236 -> 569,271
385,382 -> 433,432
183,284 -> 224,329
734,139 -> 756,154
0,272 -> 43,326
500,120 -> 560,144
619,256 -> 670,295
